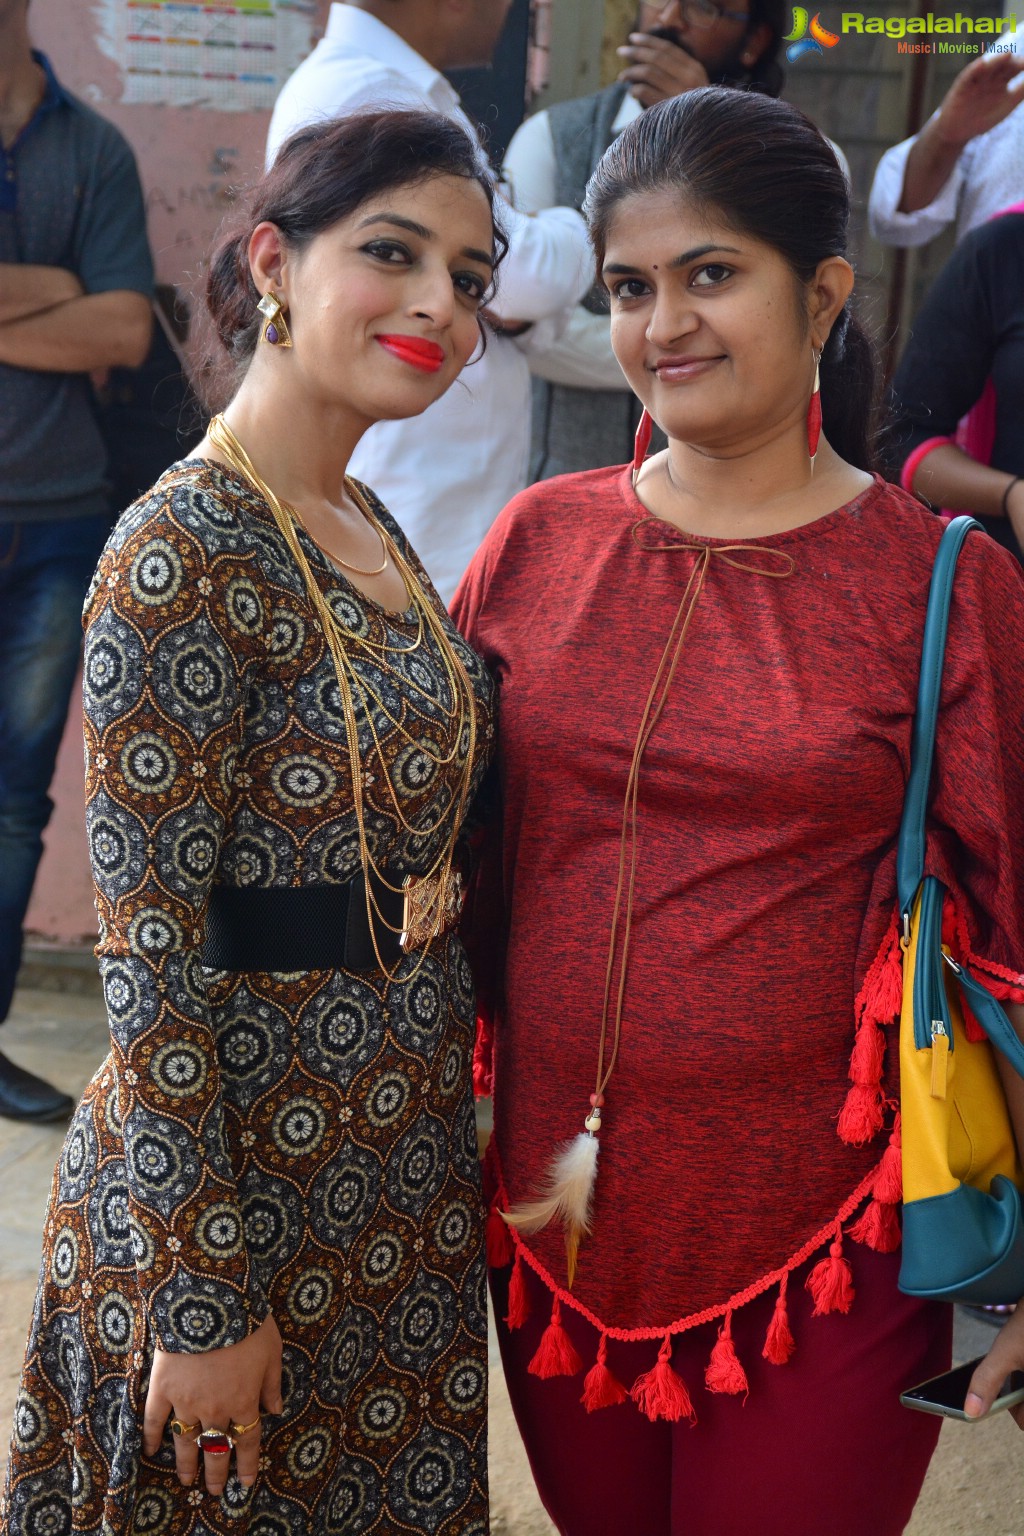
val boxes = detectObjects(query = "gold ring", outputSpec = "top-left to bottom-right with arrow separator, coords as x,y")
169,1418 -> 198,1437
228,1415 -> 261,1436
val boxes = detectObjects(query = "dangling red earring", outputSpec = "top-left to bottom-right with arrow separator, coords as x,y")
807,349 -> 822,462
632,408 -> 653,486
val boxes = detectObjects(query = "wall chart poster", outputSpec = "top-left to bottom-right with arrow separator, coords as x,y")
97,0 -> 318,109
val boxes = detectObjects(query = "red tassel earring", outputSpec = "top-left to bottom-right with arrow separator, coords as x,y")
806,348 -> 822,462
632,408 -> 653,485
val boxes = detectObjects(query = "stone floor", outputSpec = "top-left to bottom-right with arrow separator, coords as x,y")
1,973 -> 1022,1533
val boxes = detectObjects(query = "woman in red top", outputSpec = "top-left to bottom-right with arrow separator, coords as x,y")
453,89 -> 1024,1535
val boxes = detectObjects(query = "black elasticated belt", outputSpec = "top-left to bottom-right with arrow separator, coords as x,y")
201,877 -> 406,973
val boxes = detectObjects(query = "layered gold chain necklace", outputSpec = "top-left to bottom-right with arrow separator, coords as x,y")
207,414 -> 479,980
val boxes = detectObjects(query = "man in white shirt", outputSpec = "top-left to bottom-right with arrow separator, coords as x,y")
268,1 -> 590,601
502,0 -> 792,481
868,38 -> 1024,247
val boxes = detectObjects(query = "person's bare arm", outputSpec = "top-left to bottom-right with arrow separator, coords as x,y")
0,263 -> 84,323
910,444 -> 1023,531
966,1002 -> 1024,1428
898,54 -> 1024,213
0,289 -> 152,372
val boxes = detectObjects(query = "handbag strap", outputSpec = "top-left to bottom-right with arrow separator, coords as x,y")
896,516 -> 983,922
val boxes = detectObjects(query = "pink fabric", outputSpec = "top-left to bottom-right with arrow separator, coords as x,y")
900,435 -> 953,495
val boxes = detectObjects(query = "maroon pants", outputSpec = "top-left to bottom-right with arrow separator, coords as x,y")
492,1248 -> 952,1536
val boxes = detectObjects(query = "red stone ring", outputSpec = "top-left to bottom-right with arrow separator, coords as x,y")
196,1428 -> 234,1455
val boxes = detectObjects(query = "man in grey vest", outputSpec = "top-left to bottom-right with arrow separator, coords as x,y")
503,0 -> 785,481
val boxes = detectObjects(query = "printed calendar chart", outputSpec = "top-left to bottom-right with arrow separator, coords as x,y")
101,0 -> 317,109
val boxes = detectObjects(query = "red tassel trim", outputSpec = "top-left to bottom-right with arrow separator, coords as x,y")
805,1227 -> 855,1316
873,1114 -> 902,1206
704,1311 -> 748,1398
859,924 -> 903,1028
528,1297 -> 583,1379
581,1333 -> 628,1412
837,1081 -> 884,1147
472,1017 -> 494,1098
486,1203 -> 514,1268
762,1274 -> 796,1365
505,1249 -> 530,1331
631,1333 -> 697,1424
849,1197 -> 901,1254
849,1020 -> 885,1087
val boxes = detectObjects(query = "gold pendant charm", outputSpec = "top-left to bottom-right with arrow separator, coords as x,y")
400,869 -> 466,953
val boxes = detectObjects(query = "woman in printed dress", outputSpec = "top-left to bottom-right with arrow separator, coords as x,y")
453,88 -> 1024,1536
3,109 -> 503,1536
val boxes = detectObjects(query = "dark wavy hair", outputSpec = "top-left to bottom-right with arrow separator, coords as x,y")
584,87 -> 877,471
202,109 -> 508,400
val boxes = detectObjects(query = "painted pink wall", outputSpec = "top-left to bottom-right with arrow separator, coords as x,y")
24,0 -> 329,946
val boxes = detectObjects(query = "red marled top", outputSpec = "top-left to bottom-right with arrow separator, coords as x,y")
452,467 -> 1024,1330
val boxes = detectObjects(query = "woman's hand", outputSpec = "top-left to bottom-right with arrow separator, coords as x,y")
965,1303 -> 1024,1429
142,1312 -> 284,1494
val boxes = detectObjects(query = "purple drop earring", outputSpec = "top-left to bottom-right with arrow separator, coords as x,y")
257,292 -> 293,348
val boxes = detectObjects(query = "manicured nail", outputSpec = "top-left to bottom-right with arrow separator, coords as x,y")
240,1477 -> 255,1488
964,1391 -> 985,1417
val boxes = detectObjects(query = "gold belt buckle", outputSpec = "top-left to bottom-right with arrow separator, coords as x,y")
401,869 -> 466,953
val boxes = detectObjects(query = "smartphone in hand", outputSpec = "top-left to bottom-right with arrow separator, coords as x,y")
900,1356 -> 1024,1421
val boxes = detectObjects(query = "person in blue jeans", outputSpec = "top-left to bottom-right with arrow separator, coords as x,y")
0,0 -> 153,1119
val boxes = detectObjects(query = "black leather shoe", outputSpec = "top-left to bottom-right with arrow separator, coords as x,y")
0,1049 -> 74,1123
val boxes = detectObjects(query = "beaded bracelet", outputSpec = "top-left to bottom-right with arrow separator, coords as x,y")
1001,476 -> 1022,518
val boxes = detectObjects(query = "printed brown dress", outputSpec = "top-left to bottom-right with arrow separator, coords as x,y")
2,461 -> 494,1536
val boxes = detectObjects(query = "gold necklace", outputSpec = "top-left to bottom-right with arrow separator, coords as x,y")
210,424 -> 390,577
293,479 -> 390,578
207,414 -> 480,979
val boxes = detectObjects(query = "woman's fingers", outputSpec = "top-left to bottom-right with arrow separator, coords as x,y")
965,1303 -> 1024,1424
198,1426 -> 236,1497
230,1413 -> 263,1487
260,1336 -> 284,1417
170,1418 -> 201,1486
141,1379 -> 173,1458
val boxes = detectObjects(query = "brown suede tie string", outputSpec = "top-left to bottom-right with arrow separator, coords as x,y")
594,530 -> 796,1104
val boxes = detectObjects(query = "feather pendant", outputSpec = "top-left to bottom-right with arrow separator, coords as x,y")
503,1131 -> 599,1288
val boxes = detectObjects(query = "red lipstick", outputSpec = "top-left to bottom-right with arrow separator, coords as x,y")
376,334 -> 445,373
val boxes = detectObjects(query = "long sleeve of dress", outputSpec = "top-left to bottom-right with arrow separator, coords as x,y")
82,478 -> 273,1352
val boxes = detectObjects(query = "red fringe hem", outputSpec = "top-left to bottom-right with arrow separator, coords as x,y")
487,1141 -> 897,1422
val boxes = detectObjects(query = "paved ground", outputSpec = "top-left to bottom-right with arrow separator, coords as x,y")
1,972 -> 1022,1532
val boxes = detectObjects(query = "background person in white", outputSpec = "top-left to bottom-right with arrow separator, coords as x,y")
267,0 -> 590,602
869,37 -> 1024,247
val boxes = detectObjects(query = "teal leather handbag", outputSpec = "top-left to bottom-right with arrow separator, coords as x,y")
897,515 -> 1024,1305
